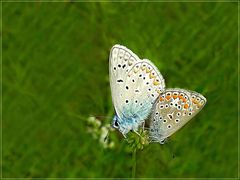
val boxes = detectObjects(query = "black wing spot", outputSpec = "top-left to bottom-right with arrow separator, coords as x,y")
135,89 -> 139,93
118,64 -> 121,68
168,114 -> 173,119
117,79 -> 123,83
126,86 -> 129,90
126,100 -> 129,103
132,79 -> 135,82
122,64 -> 126,69
113,67 -> 116,70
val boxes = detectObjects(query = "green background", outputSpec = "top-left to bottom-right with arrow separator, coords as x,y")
2,1 -> 238,178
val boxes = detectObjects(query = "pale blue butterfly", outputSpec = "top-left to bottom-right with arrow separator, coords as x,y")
109,44 -> 165,137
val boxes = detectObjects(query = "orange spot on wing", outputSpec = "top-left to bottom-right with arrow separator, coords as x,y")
179,95 -> 183,99
184,103 -> 189,109
153,80 -> 160,85
182,98 -> 187,102
173,94 -> 178,99
159,97 -> 164,101
192,99 -> 198,104
166,95 -> 171,100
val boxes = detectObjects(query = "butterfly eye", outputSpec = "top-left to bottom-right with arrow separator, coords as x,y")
114,121 -> 119,127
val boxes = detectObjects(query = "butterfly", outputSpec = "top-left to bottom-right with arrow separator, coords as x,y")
148,88 -> 207,144
109,44 -> 165,137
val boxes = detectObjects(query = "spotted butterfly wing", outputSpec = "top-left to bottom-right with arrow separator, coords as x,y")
109,44 -> 165,136
149,88 -> 206,143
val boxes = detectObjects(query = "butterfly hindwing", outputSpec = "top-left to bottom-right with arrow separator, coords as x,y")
149,88 -> 207,143
123,59 -> 165,121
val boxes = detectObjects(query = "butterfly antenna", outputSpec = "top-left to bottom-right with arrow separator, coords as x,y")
104,130 -> 109,142
164,139 -> 176,159
90,115 -> 112,119
133,130 -> 142,138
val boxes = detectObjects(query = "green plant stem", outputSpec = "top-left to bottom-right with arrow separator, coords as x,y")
132,148 -> 137,179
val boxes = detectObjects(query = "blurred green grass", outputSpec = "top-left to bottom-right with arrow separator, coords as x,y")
2,2 -> 238,178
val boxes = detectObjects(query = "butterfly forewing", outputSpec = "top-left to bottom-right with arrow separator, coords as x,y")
149,88 -> 206,143
109,45 -> 139,117
109,44 -> 165,132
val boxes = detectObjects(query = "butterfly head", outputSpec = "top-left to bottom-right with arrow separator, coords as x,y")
112,115 -> 120,129
112,115 -> 130,137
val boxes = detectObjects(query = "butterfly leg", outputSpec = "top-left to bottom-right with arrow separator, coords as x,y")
133,130 -> 143,138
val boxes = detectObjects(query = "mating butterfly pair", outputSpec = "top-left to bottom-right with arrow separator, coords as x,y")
109,44 -> 206,144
